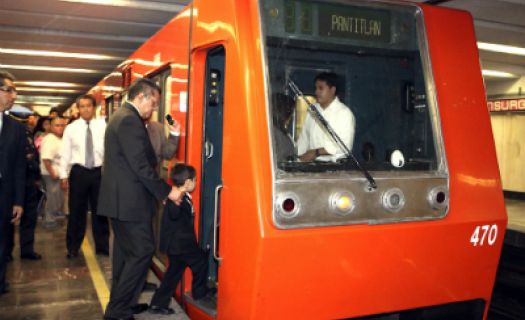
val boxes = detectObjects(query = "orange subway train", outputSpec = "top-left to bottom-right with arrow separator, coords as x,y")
88,0 -> 507,319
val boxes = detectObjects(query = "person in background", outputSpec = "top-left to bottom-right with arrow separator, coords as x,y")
26,113 -> 40,133
97,78 -> 183,320
149,164 -> 214,315
6,112 -> 43,261
0,70 -> 26,295
34,116 -> 51,151
272,93 -> 296,163
145,114 -> 180,169
48,107 -> 60,119
59,94 -> 109,259
40,116 -> 67,228
297,72 -> 355,162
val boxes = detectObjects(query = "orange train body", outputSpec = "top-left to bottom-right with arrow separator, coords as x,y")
89,1 -> 506,319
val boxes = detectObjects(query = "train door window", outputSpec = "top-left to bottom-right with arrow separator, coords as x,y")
150,68 -> 173,179
261,0 -> 449,228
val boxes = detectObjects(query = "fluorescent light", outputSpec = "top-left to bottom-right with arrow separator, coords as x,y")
17,101 -> 61,106
0,48 -> 122,61
59,0 -> 185,12
17,95 -> 70,101
16,87 -> 82,93
478,42 -> 525,56
14,81 -> 88,88
482,69 -> 518,78
0,64 -> 103,74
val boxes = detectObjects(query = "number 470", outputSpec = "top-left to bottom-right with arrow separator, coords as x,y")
470,224 -> 498,247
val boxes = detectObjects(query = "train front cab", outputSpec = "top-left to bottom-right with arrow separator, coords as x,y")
174,0 -> 508,319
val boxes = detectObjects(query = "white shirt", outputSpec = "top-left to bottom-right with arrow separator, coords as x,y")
40,134 -> 63,176
297,97 -> 355,162
0,112 -> 3,134
59,118 -> 106,179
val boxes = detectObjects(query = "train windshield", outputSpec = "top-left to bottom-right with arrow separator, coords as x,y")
261,0 -> 444,175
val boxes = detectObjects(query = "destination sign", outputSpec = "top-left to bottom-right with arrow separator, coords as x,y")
318,4 -> 391,43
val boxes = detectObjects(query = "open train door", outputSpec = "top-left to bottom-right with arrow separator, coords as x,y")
189,45 -> 225,317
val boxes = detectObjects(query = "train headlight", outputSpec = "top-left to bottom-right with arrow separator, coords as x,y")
329,192 -> 355,215
276,192 -> 301,218
382,188 -> 405,213
427,186 -> 448,210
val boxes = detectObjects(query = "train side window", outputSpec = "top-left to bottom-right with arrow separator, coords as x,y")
262,0 -> 445,175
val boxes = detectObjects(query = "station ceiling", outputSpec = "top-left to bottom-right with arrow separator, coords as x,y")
0,0 -> 523,114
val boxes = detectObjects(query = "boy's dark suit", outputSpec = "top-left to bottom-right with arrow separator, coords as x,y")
150,195 -> 209,308
0,114 -> 26,294
98,102 -> 171,319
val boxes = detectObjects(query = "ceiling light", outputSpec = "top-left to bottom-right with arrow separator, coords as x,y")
482,69 -> 518,78
0,64 -> 103,74
14,81 -> 88,88
17,95 -> 71,101
0,48 -> 122,60
478,42 -> 525,56
16,87 -> 82,93
16,101 -> 61,106
59,0 -> 185,12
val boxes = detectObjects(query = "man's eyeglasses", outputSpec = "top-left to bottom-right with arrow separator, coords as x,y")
0,86 -> 17,94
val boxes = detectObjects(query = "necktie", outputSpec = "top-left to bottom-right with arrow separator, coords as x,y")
85,121 -> 94,168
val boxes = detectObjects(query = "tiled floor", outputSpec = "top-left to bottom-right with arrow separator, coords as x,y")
1,216 -> 189,320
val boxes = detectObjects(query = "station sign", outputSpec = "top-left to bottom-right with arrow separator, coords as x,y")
488,98 -> 525,112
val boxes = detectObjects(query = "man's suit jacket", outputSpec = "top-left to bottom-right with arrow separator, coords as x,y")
97,102 -> 171,222
160,195 -> 200,255
0,114 -> 26,217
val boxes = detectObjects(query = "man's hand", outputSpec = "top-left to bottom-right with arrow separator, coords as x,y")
167,186 -> 184,205
299,149 -> 318,162
11,205 -> 23,223
60,178 -> 68,191
168,120 -> 181,135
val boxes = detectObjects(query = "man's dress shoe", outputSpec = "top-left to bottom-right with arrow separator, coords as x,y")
131,303 -> 149,314
21,252 -> 42,260
149,305 -> 175,315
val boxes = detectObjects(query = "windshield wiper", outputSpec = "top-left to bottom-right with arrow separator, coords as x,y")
287,80 -> 377,190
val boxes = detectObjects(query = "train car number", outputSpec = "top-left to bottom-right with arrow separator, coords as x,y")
470,224 -> 498,247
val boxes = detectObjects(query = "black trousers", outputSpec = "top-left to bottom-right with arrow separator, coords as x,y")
66,165 -> 109,254
105,218 -> 155,319
150,250 -> 209,308
0,212 -> 10,292
7,184 -> 41,256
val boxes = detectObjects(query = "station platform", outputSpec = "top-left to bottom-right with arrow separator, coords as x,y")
1,199 -> 524,320
0,217 -> 188,320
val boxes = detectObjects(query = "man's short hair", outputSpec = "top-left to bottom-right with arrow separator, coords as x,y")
314,72 -> 338,92
128,78 -> 161,101
171,163 -> 196,187
0,70 -> 16,86
272,93 -> 295,128
77,94 -> 97,107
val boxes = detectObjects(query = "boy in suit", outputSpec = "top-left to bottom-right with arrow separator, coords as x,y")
149,164 -> 212,315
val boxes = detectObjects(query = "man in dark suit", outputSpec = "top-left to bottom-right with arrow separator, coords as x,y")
0,70 -> 26,295
97,78 -> 182,320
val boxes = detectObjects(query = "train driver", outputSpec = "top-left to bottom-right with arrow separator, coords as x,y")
297,72 -> 355,162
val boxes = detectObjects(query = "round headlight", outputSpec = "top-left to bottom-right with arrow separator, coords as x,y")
329,192 -> 356,215
382,188 -> 405,213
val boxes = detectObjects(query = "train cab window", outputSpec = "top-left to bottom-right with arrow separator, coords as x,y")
262,0 -> 448,228
261,0 -> 445,176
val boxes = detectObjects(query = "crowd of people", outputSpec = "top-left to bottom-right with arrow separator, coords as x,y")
0,71 -> 217,320
2,68 -> 352,319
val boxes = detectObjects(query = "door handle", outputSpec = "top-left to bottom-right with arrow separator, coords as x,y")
205,140 -> 214,160
213,184 -> 223,262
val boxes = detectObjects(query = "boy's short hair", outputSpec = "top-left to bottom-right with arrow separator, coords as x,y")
171,163 -> 196,187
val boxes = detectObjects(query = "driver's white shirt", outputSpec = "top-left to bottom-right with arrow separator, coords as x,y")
297,97 -> 355,162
